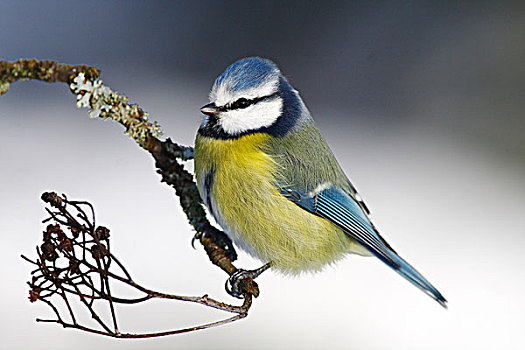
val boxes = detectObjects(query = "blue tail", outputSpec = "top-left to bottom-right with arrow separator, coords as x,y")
377,250 -> 447,308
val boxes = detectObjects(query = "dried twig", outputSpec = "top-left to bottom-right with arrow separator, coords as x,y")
23,192 -> 251,338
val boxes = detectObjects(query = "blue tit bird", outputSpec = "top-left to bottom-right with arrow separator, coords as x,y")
194,57 -> 447,308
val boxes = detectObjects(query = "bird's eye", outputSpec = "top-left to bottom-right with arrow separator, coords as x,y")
233,98 -> 250,109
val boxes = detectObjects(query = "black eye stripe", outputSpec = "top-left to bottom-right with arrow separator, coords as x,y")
230,97 -> 250,110
218,92 -> 278,112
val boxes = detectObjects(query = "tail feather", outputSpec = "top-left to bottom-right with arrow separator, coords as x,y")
379,250 -> 447,308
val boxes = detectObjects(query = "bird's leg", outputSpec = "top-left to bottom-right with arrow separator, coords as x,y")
226,262 -> 272,298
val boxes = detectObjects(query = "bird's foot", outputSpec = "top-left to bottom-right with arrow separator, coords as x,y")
192,226 -> 238,261
225,263 -> 271,298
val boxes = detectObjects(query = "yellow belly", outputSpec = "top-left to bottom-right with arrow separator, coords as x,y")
194,133 -> 366,274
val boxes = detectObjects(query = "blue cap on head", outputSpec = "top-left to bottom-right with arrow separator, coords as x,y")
212,57 -> 280,94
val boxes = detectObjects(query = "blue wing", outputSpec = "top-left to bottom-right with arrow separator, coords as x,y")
280,185 -> 447,308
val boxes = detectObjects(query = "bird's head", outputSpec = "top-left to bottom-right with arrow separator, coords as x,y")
199,57 -> 307,139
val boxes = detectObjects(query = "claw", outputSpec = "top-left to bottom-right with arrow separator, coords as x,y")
191,232 -> 202,249
191,226 -> 238,261
225,263 -> 271,298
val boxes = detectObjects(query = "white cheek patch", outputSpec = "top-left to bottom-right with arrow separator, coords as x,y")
213,78 -> 279,107
220,97 -> 283,135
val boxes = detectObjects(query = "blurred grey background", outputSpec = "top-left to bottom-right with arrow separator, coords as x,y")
1,1 -> 524,349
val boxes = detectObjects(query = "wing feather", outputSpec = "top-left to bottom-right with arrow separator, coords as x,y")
280,185 -> 447,307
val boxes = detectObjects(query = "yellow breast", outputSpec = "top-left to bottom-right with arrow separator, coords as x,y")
194,132 -> 363,274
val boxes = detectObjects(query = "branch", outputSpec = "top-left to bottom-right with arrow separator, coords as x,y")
0,59 -> 100,96
1,59 -> 263,337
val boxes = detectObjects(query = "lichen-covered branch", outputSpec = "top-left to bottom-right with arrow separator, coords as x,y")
68,73 -> 163,147
1,59 -> 262,336
0,59 -> 100,96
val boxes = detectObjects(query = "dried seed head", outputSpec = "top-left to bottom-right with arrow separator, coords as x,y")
95,226 -> 110,240
58,238 -> 72,252
69,259 -> 81,275
70,226 -> 80,238
41,192 -> 63,207
41,242 -> 58,261
90,244 -> 108,260
28,288 -> 41,303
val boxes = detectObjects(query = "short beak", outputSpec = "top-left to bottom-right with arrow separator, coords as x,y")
200,103 -> 218,116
